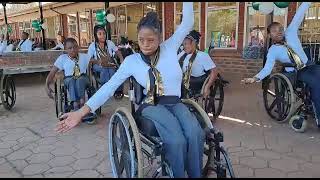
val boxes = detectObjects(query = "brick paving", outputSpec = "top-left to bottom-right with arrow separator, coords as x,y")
1,73 -> 320,178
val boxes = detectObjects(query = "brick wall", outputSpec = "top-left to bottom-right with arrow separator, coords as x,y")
163,2 -> 174,40
287,2 -> 298,26
212,56 -> 282,78
0,50 -> 87,69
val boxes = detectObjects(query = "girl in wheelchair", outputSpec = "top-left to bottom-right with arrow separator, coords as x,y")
242,2 -> 320,127
178,30 -> 218,99
45,38 -> 94,124
56,2 -> 205,178
87,25 -> 124,85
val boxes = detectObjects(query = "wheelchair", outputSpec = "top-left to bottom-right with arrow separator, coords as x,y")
108,77 -> 235,178
262,64 -> 316,133
0,69 -> 16,110
183,72 -> 229,120
89,56 -> 124,101
54,71 -> 101,119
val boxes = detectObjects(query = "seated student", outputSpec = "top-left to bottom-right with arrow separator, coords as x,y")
87,25 -> 124,85
242,2 -> 320,126
45,38 -> 94,124
55,3 -> 205,178
51,34 -> 65,50
178,30 -> 218,98
16,32 -> 33,52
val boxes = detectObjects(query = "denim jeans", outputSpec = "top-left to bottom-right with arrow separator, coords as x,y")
63,75 -> 89,102
298,64 -> 320,123
141,103 -> 205,178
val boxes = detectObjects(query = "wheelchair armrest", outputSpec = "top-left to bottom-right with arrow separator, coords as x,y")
282,63 -> 296,68
131,77 -> 145,105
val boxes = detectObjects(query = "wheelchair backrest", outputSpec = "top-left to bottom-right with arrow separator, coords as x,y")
131,77 -> 145,105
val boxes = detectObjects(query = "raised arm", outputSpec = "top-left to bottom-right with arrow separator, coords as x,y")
287,2 -> 312,33
163,2 -> 194,51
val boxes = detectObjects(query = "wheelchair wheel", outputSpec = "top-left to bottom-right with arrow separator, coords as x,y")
109,107 -> 143,178
54,79 -> 66,118
198,76 -> 224,120
263,73 -> 295,123
0,75 -> 16,110
182,99 -> 235,178
289,115 -> 307,133
86,85 -> 102,116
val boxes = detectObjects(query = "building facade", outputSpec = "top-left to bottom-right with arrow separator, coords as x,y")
0,2 -> 318,76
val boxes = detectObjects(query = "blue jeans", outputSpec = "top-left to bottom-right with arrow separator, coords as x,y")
92,64 -> 123,92
141,103 -> 205,178
298,64 -> 320,123
63,75 -> 89,102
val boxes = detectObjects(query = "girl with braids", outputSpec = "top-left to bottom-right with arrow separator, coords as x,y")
45,38 -> 95,124
55,2 -> 204,177
87,25 -> 124,85
178,30 -> 218,98
242,2 -> 320,126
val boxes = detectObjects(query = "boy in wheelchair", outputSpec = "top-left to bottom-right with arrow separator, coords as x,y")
45,38 -> 95,124
55,3 -> 207,178
178,30 -> 218,99
242,2 -> 320,128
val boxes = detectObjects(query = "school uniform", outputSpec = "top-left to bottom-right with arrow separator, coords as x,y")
254,2 -> 320,123
178,50 -> 216,94
85,3 -> 203,178
16,39 -> 33,52
87,40 -> 119,84
54,53 -> 90,103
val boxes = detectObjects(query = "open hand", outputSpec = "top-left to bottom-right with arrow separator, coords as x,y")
55,111 -> 83,133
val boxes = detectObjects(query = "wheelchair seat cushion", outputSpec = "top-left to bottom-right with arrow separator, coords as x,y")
135,115 -> 160,137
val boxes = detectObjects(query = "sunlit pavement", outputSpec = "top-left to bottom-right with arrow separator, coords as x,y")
1,73 -> 320,178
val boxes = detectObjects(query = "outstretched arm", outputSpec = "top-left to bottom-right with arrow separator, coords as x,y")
287,2 -> 312,33
163,2 -> 194,52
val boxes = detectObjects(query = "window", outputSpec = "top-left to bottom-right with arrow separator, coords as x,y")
79,11 -> 90,47
67,14 -> 78,43
174,2 -> 200,32
206,2 -> 238,49
244,2 -> 287,48
300,2 -> 320,43
54,16 -> 62,37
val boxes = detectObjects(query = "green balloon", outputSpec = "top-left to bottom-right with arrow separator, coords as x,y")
274,2 -> 290,8
35,28 -> 42,32
204,48 -> 209,54
252,2 -> 260,11
96,10 -> 105,21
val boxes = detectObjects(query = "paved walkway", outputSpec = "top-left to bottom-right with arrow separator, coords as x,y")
1,73 -> 320,178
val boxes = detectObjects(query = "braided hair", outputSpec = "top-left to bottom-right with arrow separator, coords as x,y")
137,12 -> 161,35
186,30 -> 201,44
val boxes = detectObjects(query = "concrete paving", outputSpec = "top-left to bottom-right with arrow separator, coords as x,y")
1,73 -> 320,178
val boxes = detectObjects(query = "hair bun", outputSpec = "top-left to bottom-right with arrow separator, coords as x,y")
137,11 -> 161,32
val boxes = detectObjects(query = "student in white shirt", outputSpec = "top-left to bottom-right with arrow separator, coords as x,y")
45,38 -> 94,123
56,3 -> 204,178
178,30 -> 218,98
16,32 -> 33,52
242,2 -> 320,126
87,25 -> 124,85
51,34 -> 65,50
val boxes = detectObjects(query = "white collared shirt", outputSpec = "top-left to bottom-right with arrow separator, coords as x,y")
86,2 -> 194,113
255,2 -> 312,80
178,50 -> 216,77
54,53 -> 90,76
17,39 -> 33,52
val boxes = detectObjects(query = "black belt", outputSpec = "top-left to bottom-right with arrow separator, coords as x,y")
135,95 -> 181,116
64,73 -> 87,80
